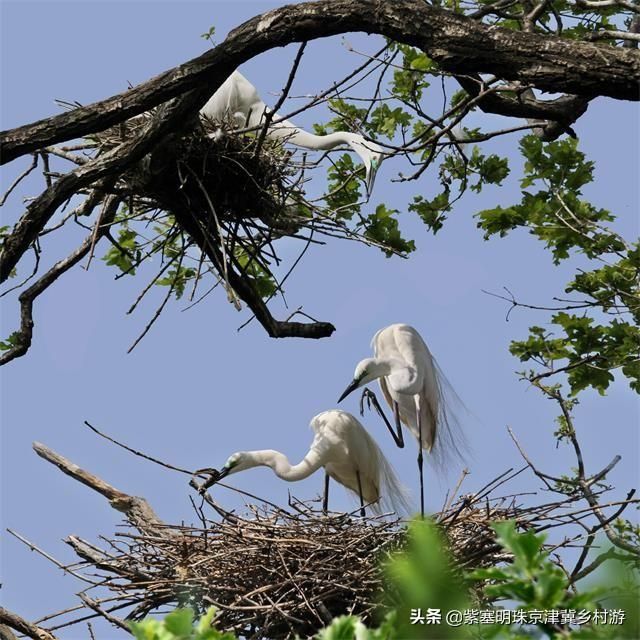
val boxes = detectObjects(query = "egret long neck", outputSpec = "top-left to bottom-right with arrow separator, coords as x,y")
247,449 -> 325,482
267,118 -> 354,152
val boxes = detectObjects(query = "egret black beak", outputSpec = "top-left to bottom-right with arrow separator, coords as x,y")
338,379 -> 360,403
194,466 -> 230,493
211,466 -> 231,483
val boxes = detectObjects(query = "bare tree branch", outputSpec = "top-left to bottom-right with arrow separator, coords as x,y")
0,609 -> 56,640
32,442 -> 172,537
0,192 -> 119,365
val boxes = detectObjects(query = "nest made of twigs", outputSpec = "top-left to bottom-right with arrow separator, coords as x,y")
93,111 -> 301,233
73,495 -> 520,640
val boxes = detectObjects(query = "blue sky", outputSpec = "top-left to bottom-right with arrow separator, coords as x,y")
1,1 -> 638,637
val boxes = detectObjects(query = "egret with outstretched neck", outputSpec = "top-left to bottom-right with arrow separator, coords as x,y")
200,409 -> 409,516
200,71 -> 385,197
338,323 -> 461,518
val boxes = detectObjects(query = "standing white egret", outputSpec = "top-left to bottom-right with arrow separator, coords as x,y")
199,71 -> 385,197
337,323 -> 460,517
201,409 -> 409,516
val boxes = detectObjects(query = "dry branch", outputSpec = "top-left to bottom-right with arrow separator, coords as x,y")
0,608 -> 56,640
32,442 -> 172,537
0,191 -> 119,365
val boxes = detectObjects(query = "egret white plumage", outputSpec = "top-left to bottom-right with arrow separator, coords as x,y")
337,323 -> 460,517
200,71 -> 385,197
202,409 -> 409,516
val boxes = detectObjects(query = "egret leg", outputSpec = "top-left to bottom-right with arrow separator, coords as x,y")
415,397 -> 425,519
323,473 -> 330,514
360,388 -> 404,448
393,401 -> 405,448
356,470 -> 366,517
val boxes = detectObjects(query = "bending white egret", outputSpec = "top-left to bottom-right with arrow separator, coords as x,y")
200,71 -> 385,196
202,409 -> 409,516
337,323 -> 460,517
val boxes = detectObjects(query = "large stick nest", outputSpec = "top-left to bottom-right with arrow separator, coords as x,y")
17,444 -> 633,640
95,112 -> 302,234
64,496 -> 518,640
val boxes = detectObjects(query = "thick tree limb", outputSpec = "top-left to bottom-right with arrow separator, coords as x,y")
32,442 -> 172,537
0,192 -> 118,365
1,0 -> 638,165
0,625 -> 17,640
170,199 -> 335,338
0,96 -> 205,283
455,76 -> 591,140
0,609 -> 56,640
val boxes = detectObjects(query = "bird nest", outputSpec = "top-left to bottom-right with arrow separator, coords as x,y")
93,110 -> 302,234
117,504 -> 403,639
43,495 -> 523,640
18,445 -> 611,640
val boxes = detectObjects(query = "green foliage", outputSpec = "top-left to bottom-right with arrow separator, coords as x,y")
324,153 -> 364,220
234,247 -> 278,299
364,205 -> 416,256
385,518 -> 471,639
129,607 -> 236,640
469,150 -> 510,193
510,314 -> 640,395
472,522 -> 578,610
156,265 -> 197,300
476,136 -> 623,262
369,104 -> 412,138
0,331 -> 22,351
314,99 -> 369,136
475,135 -> 638,394
200,25 -> 216,42
470,522 -> 639,639
103,226 -> 140,276
409,192 -> 452,234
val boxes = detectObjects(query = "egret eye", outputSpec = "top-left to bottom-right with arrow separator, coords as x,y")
225,454 -> 239,469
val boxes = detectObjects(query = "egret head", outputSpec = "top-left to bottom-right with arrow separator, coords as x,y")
207,451 -> 247,483
350,137 -> 385,199
338,357 -> 384,403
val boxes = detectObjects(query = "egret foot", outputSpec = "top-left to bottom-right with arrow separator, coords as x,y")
360,388 -> 404,448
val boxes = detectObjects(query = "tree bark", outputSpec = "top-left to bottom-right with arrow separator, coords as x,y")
0,610 -> 56,640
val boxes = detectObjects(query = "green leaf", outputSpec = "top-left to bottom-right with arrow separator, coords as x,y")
164,609 -> 194,637
316,615 -> 362,640
364,207 -> 415,256
195,607 -> 217,636
0,331 -> 21,352
200,25 -> 216,40
409,54 -> 433,72
409,193 -> 451,234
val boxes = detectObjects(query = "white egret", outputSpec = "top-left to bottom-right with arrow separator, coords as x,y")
202,409 -> 409,516
199,71 -> 385,196
337,323 -> 461,517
